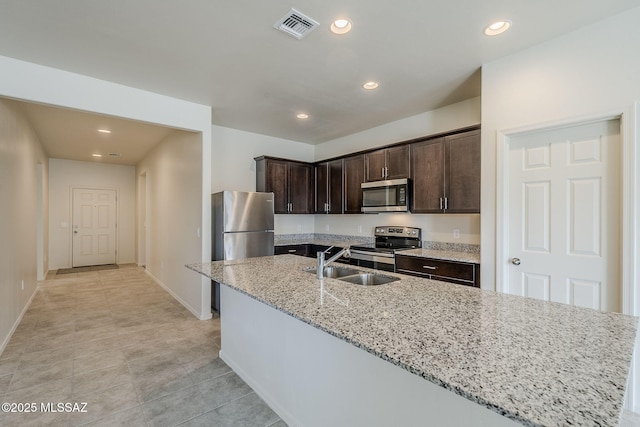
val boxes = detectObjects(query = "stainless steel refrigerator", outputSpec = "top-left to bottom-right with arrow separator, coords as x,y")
211,190 -> 274,311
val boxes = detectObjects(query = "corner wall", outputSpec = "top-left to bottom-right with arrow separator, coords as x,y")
137,130 -> 204,317
480,6 -> 640,291
0,99 -> 48,353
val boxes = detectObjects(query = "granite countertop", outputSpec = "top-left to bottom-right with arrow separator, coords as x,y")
187,255 -> 637,427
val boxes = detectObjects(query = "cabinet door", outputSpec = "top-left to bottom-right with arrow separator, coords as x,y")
265,159 -> 289,214
411,138 -> 445,213
385,145 -> 410,180
328,159 -> 343,214
445,129 -> 480,213
343,155 -> 365,214
365,149 -> 387,181
289,162 -> 314,214
275,244 -> 309,256
315,163 -> 329,213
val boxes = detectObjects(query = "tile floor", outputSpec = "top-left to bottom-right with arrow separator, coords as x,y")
0,265 -> 286,427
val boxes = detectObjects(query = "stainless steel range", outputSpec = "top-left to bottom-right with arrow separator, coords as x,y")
349,226 -> 422,272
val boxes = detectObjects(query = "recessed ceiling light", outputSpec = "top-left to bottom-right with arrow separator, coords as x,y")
296,113 -> 309,119
330,18 -> 352,35
363,81 -> 379,90
484,20 -> 511,36
97,129 -> 111,134
92,153 -> 102,158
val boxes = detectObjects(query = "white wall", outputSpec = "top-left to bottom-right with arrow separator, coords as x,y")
0,99 -> 48,353
137,130 -> 204,317
211,125 -> 316,235
313,97 -> 482,244
480,6 -> 640,290
314,97 -> 481,160
48,159 -> 135,269
0,55 -> 213,319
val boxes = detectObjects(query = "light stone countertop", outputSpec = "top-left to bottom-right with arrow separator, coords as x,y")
187,255 -> 637,427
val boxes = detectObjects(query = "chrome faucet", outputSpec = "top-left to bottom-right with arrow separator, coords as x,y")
316,246 -> 350,279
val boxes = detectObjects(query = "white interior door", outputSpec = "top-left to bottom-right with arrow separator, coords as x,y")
72,188 -> 117,267
506,119 -> 621,312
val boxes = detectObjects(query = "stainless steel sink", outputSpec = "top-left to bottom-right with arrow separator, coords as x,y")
305,266 -> 361,278
339,273 -> 400,286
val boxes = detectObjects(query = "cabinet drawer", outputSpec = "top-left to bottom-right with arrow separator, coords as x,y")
395,255 -> 477,285
274,244 -> 310,257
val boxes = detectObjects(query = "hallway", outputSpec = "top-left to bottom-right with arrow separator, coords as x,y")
0,265 -> 285,426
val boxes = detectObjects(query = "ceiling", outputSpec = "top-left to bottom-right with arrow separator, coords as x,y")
1,1 -> 638,164
8,100 -> 177,166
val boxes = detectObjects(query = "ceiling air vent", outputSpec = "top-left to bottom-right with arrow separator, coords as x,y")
273,8 -> 319,40
108,153 -> 122,158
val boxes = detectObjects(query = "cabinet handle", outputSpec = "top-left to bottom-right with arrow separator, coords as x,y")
381,167 -> 385,179
444,197 -> 448,210
439,197 -> 444,210
422,265 -> 437,270
288,249 -> 297,253
327,203 -> 330,212
385,166 -> 388,178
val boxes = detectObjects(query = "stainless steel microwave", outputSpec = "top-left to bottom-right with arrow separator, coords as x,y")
361,178 -> 410,213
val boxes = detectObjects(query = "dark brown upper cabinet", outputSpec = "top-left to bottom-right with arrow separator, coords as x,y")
365,145 -> 410,181
255,156 -> 314,214
411,129 -> 480,213
315,159 -> 343,214
343,154 -> 365,214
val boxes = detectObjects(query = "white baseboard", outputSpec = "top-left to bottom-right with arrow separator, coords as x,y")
144,270 -> 212,320
0,286 -> 38,356
219,349 -> 297,427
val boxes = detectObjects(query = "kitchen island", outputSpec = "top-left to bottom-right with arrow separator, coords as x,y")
187,255 -> 637,427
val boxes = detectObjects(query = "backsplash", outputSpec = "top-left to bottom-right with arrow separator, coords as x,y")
275,233 -> 374,245
422,241 -> 480,254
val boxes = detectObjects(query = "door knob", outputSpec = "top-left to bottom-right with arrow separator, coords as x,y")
511,257 -> 521,265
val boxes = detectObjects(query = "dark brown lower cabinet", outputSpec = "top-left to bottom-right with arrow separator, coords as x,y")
274,245 -> 311,257
395,254 -> 480,287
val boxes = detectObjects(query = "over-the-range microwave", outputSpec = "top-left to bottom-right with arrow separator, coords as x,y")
361,178 -> 410,213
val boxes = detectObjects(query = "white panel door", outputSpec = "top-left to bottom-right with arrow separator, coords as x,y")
72,188 -> 117,267
507,120 -> 621,312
